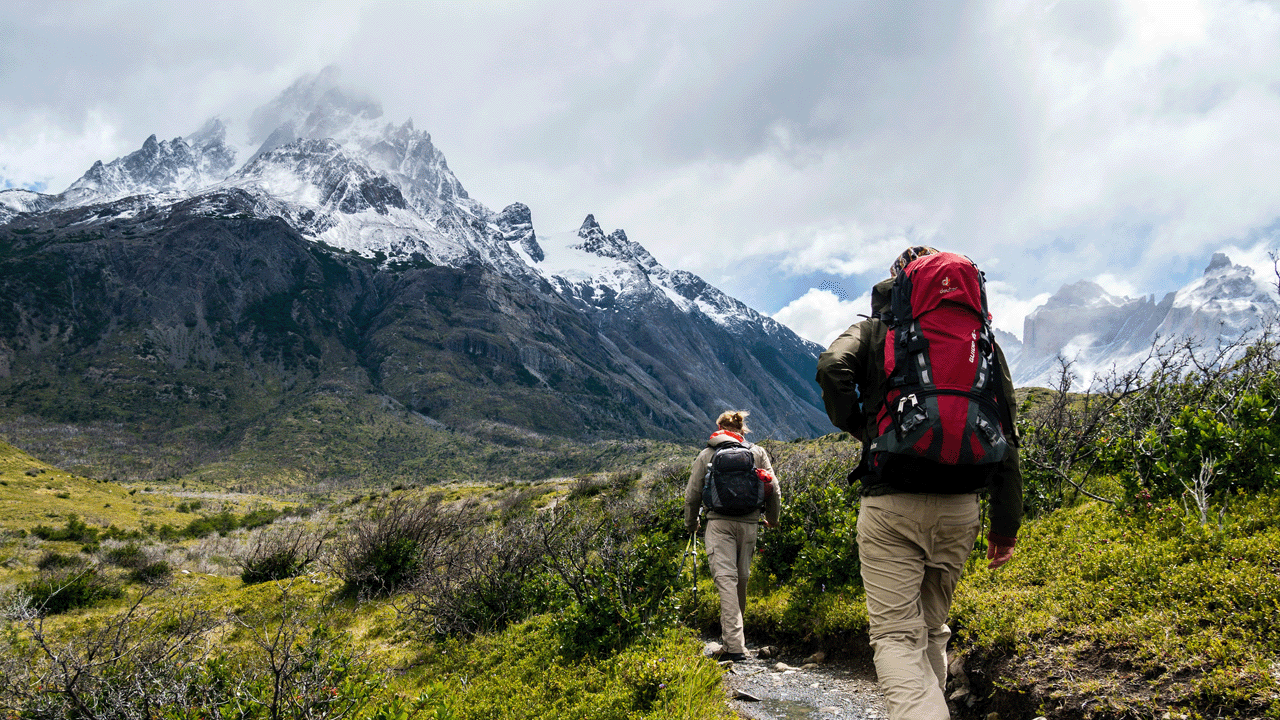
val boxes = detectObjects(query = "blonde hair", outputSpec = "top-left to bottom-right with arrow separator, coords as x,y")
716,410 -> 750,435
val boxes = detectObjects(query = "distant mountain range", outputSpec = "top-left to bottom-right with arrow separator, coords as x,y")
0,68 -> 827,484
1003,252 -> 1279,388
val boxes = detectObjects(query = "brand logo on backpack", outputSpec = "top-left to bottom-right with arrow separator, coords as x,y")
869,252 -> 1009,493
702,441 -> 767,516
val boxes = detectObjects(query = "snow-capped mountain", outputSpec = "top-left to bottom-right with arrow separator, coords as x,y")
0,67 -> 828,443
1013,253 -> 1279,388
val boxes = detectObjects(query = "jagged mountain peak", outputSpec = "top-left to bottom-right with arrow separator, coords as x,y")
62,129 -> 234,204
1015,250 -> 1280,388
571,214 -> 654,269
1205,252 -> 1234,274
495,202 -> 543,262
232,138 -> 408,216
578,214 -> 602,236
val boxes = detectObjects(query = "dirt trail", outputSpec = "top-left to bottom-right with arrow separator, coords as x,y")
720,652 -> 888,720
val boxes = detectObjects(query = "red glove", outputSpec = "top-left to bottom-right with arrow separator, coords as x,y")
986,533 -> 1016,569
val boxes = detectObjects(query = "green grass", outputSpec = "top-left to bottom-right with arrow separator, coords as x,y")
0,440 -> 195,532
404,618 -> 732,720
948,493 -> 1280,718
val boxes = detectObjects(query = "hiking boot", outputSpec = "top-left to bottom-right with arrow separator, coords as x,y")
722,651 -> 749,662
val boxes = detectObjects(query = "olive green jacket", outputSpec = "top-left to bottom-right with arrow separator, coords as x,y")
814,277 -> 1024,541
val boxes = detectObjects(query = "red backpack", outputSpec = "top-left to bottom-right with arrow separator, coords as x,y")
867,252 -> 1009,491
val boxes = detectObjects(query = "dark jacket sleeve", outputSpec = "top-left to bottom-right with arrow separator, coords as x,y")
988,342 -> 1024,542
815,320 -> 872,439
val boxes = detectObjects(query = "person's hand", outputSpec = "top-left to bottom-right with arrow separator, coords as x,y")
763,519 -> 775,529
986,534 -> 1016,569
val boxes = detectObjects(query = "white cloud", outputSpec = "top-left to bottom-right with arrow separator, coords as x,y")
985,280 -> 1052,341
0,110 -> 121,192
771,288 -> 871,346
3,0 -> 1280,327
1092,273 -> 1140,299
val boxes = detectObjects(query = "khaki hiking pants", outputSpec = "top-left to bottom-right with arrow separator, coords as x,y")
857,493 -> 981,720
704,518 -> 758,654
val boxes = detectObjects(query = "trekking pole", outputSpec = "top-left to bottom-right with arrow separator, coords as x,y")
691,533 -> 699,610
677,531 -> 697,578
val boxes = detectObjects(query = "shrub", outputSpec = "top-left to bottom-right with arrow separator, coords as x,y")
36,550 -> 86,571
23,567 -> 123,615
130,560 -> 171,585
239,506 -> 281,530
103,542 -> 147,569
183,510 -> 239,539
538,501 -> 684,656
238,525 -> 323,585
755,446 -> 862,592
329,496 -> 461,597
1018,333 -> 1280,513
405,515 -> 557,637
30,515 -> 99,543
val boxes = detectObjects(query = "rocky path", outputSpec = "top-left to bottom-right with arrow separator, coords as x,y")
712,645 -> 889,720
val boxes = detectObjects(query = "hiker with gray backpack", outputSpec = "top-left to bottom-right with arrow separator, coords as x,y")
684,410 -> 781,662
816,246 -> 1023,720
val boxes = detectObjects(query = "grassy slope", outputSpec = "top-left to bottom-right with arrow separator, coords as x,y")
0,440 -> 735,720
0,440 -> 207,532
951,494 -> 1280,719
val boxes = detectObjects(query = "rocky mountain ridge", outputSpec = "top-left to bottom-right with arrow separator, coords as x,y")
0,68 -> 828,487
1010,252 -> 1279,388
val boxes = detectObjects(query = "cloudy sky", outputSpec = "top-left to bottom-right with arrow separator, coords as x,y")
4,0 -> 1280,345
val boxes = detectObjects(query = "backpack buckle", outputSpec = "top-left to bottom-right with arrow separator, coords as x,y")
895,394 -> 927,435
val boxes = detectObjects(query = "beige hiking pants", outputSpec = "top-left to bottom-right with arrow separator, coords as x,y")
704,518 -> 758,654
857,493 -> 981,720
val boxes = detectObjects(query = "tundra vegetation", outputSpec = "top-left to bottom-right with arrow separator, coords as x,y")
1,332 -> 1280,718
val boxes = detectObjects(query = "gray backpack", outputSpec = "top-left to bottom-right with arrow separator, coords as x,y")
702,442 -> 765,516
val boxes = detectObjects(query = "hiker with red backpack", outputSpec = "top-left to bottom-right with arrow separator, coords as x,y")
684,410 -> 781,662
816,246 -> 1023,720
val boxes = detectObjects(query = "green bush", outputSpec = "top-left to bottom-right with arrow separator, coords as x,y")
406,517 -> 559,637
330,496 -> 459,597
36,550 -> 86,571
130,560 -> 172,585
550,532 -> 681,657
755,452 -> 861,592
239,527 -> 323,585
30,514 -> 99,543
239,506 -> 281,530
103,542 -> 147,569
24,567 -> 123,615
